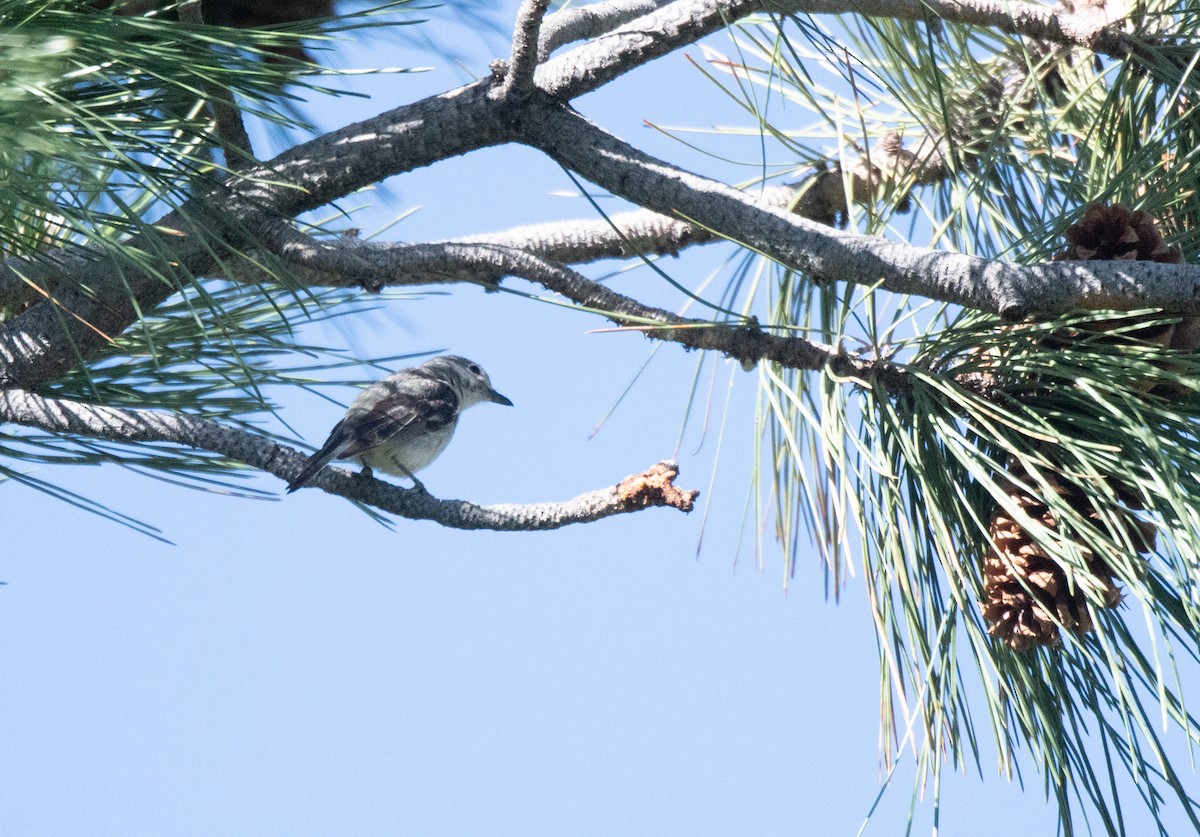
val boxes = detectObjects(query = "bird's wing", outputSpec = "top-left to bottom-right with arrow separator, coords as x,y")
286,378 -> 459,493
340,381 -> 459,458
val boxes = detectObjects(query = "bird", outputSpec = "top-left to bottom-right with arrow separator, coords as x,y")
285,355 -> 512,493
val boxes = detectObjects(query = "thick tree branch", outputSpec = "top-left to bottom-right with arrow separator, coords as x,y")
0,388 -> 697,529
841,0 -> 1132,49
538,0 -> 1136,99
539,0 -> 669,58
516,96 -> 1200,319
0,0 -> 1177,393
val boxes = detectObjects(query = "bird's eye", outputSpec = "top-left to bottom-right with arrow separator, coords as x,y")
468,364 -> 481,375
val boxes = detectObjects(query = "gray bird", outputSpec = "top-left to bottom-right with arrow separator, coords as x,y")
285,355 -> 512,493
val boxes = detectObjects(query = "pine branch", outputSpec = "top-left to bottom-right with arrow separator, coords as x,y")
218,184 -> 804,286
0,0 -> 1185,394
0,388 -> 698,529
515,94 -> 1200,318
0,180 -> 834,308
539,0 -> 668,58
242,224 -> 905,381
536,0 -> 1136,99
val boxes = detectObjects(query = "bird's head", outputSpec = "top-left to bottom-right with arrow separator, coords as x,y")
425,355 -> 513,409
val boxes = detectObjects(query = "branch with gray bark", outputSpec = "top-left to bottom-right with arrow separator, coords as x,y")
539,0 -> 1132,61
252,228 -> 905,383
0,0 -> 1190,518
0,0 -> 1184,389
0,388 -> 698,529
514,96 -> 1200,319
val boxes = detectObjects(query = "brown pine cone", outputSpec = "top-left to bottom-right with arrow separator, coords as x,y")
982,466 -> 1151,651
1055,203 -> 1183,264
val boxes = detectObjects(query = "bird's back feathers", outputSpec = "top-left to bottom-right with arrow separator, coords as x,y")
285,374 -> 462,492
341,378 -> 459,458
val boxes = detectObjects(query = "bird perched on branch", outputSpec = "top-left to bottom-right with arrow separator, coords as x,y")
286,355 -> 512,493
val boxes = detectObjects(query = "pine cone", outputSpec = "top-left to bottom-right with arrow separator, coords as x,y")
980,203 -> 1181,650
983,468 -> 1152,651
1055,204 -> 1196,392
979,202 -> 1185,647
1055,203 -> 1182,264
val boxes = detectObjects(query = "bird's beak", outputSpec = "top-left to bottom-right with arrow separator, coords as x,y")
489,389 -> 514,407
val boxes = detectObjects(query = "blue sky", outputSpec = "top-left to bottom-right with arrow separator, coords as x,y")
0,2 -> 1193,835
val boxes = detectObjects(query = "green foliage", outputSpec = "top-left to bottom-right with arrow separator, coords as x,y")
0,1 -> 316,257
0,0 -> 425,528
674,2 -> 1200,831
3,279 -> 430,526
863,315 -> 1200,831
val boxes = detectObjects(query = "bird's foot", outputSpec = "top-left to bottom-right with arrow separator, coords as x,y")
397,466 -> 428,494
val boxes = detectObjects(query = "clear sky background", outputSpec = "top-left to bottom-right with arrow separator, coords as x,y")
0,2 -> 1194,835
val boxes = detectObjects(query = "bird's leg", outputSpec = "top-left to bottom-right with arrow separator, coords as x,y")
396,464 -> 428,493
359,462 -> 425,492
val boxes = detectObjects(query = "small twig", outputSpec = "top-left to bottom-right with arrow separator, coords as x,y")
257,220 -> 385,291
211,101 -> 255,169
178,0 -> 255,167
0,388 -> 697,530
505,0 -> 554,91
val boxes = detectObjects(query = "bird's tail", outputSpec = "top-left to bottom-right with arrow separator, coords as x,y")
285,428 -> 351,493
